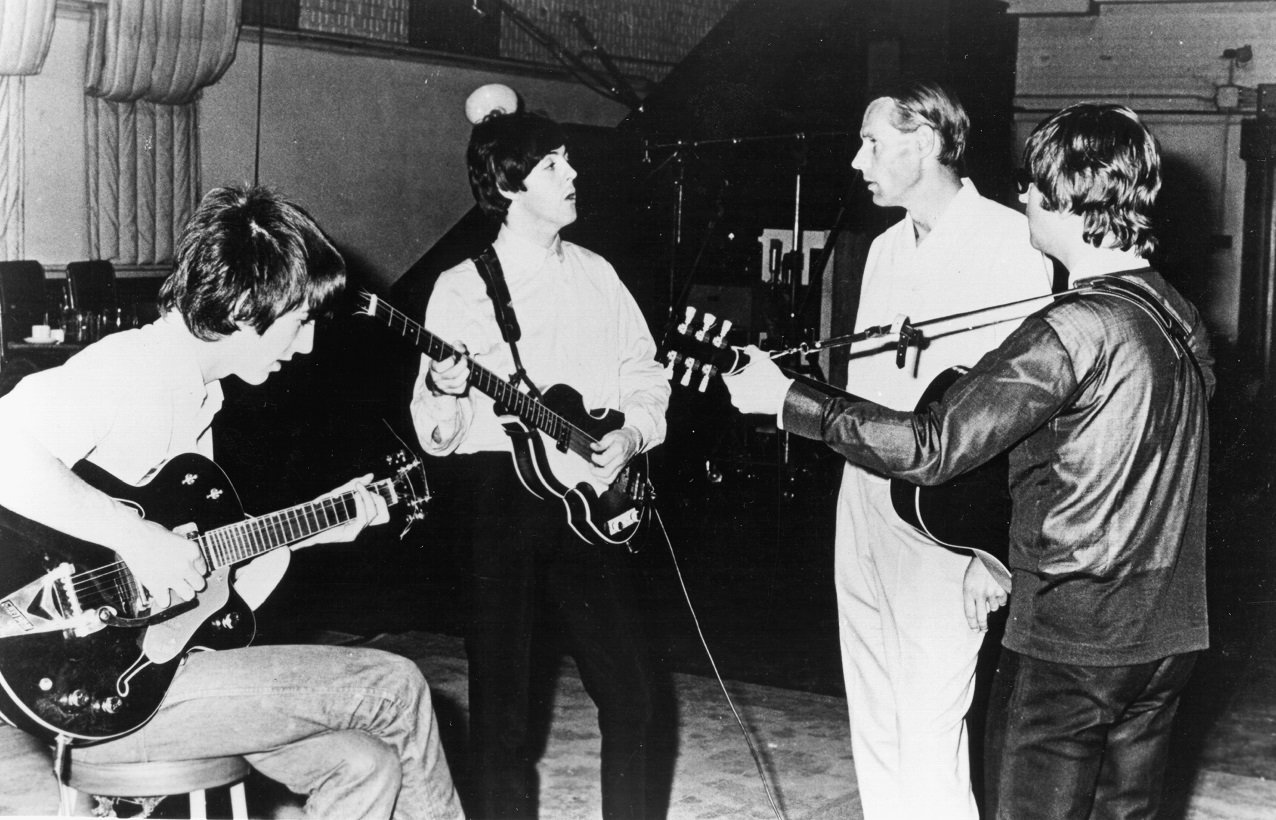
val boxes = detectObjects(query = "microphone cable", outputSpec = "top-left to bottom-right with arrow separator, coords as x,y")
650,504 -> 788,820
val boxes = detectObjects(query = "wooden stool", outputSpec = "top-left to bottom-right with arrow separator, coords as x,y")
63,756 -> 250,818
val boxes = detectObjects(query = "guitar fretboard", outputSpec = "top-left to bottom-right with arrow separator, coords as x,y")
359,292 -> 598,461
64,476 -> 402,620
196,478 -> 399,570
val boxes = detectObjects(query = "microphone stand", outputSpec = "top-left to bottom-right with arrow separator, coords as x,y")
764,290 -> 1064,363
647,130 -> 850,515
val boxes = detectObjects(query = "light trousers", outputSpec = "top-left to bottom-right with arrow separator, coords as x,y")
835,469 -> 986,820
75,644 -> 464,819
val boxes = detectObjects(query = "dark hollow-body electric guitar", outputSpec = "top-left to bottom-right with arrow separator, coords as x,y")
0,451 -> 427,745
358,292 -> 651,548
662,307 -> 1010,577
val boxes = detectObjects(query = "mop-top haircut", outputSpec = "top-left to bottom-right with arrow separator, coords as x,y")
1023,102 -> 1162,256
467,111 -> 569,221
159,184 -> 346,340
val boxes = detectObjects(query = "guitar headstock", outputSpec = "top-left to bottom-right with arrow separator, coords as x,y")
660,306 -> 749,392
355,290 -> 378,317
380,450 -> 430,539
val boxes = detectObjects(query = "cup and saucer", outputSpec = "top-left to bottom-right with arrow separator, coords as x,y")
24,325 -> 62,344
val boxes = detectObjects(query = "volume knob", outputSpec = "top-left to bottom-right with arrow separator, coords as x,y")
58,689 -> 91,710
95,696 -> 124,715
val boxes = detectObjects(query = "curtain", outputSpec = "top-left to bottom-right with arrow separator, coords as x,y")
84,0 -> 240,264
0,0 -> 57,260
0,0 -> 57,75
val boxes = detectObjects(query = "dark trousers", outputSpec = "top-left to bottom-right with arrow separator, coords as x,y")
984,648 -> 1198,820
460,453 -> 652,820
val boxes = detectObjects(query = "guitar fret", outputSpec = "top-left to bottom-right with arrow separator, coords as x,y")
204,529 -> 222,567
268,511 -> 291,546
303,502 -> 321,534
232,521 -> 253,563
275,510 -> 293,544
213,527 -> 231,566
287,507 -> 304,541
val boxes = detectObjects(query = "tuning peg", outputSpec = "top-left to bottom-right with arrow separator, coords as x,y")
698,362 -> 715,392
678,306 -> 696,335
695,312 -> 717,341
717,319 -> 733,346
662,350 -> 679,381
680,357 -> 698,387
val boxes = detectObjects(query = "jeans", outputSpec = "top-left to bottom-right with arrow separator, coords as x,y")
74,644 -> 464,819
460,453 -> 652,820
984,649 -> 1198,820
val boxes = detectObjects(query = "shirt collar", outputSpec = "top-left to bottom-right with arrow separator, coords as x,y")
493,223 -> 565,280
904,177 -> 980,242
148,312 -> 224,418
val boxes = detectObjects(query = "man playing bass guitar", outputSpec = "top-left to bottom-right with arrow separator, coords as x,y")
410,108 -> 669,820
0,185 -> 463,819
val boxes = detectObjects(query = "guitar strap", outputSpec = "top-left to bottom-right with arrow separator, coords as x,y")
474,246 -> 542,400
1075,273 -> 1199,370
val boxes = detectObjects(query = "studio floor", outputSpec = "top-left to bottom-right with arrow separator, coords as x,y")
3,358 -> 1276,818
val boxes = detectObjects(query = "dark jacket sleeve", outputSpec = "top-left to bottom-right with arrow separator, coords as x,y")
781,316 -> 1078,485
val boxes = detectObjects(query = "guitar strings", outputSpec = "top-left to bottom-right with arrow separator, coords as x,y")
651,505 -> 787,820
64,483 -> 394,611
370,298 -> 605,454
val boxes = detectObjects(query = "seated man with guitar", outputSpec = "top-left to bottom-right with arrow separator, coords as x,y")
724,103 -> 1213,820
410,109 -> 669,819
0,185 -> 463,819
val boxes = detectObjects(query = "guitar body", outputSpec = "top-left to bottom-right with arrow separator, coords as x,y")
888,367 -> 1011,570
0,454 -> 257,745
356,292 -> 651,548
500,383 -> 649,547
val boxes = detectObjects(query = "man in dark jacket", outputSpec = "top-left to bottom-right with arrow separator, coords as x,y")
722,102 -> 1213,819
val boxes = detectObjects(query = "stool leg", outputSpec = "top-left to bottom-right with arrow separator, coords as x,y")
189,788 -> 207,820
57,782 -> 95,817
230,781 -> 249,819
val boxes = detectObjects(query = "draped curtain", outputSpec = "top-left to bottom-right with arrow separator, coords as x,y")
0,0 -> 57,260
84,0 -> 240,264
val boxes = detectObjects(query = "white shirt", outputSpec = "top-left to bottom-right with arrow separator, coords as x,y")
846,180 -> 1053,412
0,314 -> 284,610
0,313 -> 223,482
411,225 -> 669,456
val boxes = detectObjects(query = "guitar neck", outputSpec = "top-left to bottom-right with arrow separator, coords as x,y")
197,478 -> 398,570
359,292 -> 597,459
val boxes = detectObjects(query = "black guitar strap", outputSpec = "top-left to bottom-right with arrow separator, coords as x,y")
474,246 -> 542,400
1076,273 -> 1196,365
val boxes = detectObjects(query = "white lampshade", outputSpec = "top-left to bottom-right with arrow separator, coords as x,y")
465,83 -> 519,124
